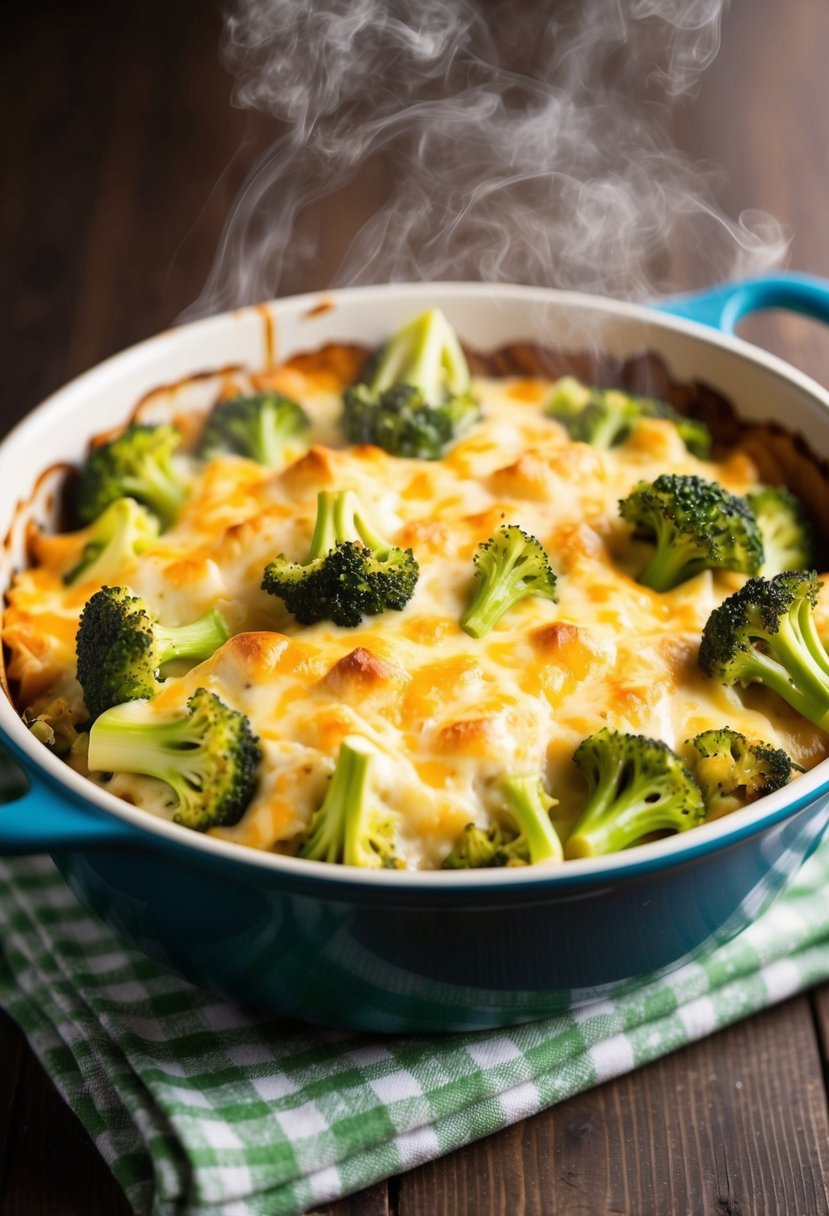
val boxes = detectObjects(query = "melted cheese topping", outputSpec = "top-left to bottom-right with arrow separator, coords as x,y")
5,367 -> 828,868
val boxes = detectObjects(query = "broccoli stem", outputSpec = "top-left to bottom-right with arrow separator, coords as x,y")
299,737 -> 373,863
639,537 -> 707,593
343,746 -> 385,868
154,609 -> 230,668
371,309 -> 469,400
731,609 -> 829,729
338,492 -> 396,556
253,408 -> 292,465
590,411 -> 630,450
797,595 -> 829,678
88,703 -> 213,784
501,774 -> 562,863
308,491 -> 340,559
309,490 -> 395,560
121,464 -> 187,531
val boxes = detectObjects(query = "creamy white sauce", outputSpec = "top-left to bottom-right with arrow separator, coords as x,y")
6,371 -> 827,868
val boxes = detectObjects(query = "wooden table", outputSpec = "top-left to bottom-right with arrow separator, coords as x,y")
3,2 -> 829,1212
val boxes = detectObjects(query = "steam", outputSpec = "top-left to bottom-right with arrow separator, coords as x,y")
183,0 -> 786,318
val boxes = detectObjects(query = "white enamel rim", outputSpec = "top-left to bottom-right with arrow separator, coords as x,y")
3,281 -> 829,890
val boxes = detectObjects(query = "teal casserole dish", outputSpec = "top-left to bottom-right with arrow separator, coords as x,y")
2,277 -> 829,1033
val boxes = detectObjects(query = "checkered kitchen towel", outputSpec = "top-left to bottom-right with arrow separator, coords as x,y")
3,846 -> 829,1216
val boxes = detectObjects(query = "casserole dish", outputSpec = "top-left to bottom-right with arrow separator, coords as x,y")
2,276 -> 829,1032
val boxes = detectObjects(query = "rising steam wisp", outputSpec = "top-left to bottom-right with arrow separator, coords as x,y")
183,0 -> 786,318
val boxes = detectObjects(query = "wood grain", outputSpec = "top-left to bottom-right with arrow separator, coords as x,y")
4,1 -> 829,1214
398,998 -> 829,1216
313,1184 -> 390,1216
0,1009 -> 132,1216
0,1012 -> 25,1201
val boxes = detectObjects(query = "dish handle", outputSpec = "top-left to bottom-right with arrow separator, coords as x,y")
656,271 -> 829,334
0,745 -> 141,855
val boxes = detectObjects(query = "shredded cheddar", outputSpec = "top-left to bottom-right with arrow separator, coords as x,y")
4,361 -> 827,868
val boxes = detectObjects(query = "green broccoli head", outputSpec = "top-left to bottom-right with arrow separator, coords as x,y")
547,379 -> 640,449
564,727 -> 705,858
461,524 -> 558,639
261,489 -> 419,627
75,423 -> 189,530
498,773 -> 562,864
297,736 -> 400,868
343,308 -> 480,459
686,727 -> 793,819
619,473 -> 764,592
566,396 -> 640,449
197,392 -> 310,466
442,774 -> 562,868
746,485 -> 815,576
87,688 -> 260,831
545,376 -> 592,419
64,497 -> 160,586
698,571 -> 829,729
546,378 -> 712,457
76,585 -> 230,720
441,824 -> 505,869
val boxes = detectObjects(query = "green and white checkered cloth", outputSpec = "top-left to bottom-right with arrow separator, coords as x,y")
3,845 -> 829,1216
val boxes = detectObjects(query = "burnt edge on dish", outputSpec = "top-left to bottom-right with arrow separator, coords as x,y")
466,341 -> 829,564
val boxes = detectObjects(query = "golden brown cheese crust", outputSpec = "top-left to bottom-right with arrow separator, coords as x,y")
5,354 -> 829,868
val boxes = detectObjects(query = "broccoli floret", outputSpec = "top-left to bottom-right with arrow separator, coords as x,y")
76,423 -> 188,530
198,391 -> 310,466
619,473 -> 763,592
63,497 -> 160,585
297,736 -> 400,867
343,309 -> 480,459
545,377 -> 593,429
547,379 -> 641,449
567,395 -> 639,450
87,688 -> 260,831
460,524 -> 558,639
76,586 -> 230,720
442,774 -> 562,868
546,378 -> 712,457
545,376 -> 592,417
564,727 -> 705,858
261,489 -> 419,627
441,824 -> 504,868
698,571 -> 829,729
686,727 -> 793,819
746,485 -> 815,576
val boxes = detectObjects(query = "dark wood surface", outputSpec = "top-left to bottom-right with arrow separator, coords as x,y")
3,2 -> 829,1213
